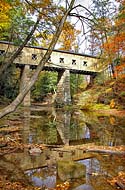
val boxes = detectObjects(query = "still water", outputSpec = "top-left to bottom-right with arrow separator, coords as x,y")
0,106 -> 125,190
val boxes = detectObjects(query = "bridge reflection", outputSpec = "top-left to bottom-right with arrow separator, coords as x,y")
22,107 -> 98,146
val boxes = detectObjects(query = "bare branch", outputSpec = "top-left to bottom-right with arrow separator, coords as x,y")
69,12 -> 97,25
69,4 -> 97,21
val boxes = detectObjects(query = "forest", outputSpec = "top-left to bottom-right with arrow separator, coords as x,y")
0,0 -> 125,190
0,0 -> 125,114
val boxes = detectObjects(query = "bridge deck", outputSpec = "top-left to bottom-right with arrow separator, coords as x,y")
0,41 -> 100,74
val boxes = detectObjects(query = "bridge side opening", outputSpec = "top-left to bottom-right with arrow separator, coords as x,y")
83,61 -> 87,66
0,50 -> 5,55
32,54 -> 37,60
72,59 -> 76,65
60,58 -> 64,63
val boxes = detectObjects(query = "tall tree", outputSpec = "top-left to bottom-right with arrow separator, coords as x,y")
88,0 -> 116,56
103,0 -> 125,77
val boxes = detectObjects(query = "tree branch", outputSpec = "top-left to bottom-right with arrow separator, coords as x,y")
69,4 -> 97,21
69,12 -> 97,25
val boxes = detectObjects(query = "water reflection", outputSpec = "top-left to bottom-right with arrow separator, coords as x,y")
25,154 -> 125,190
22,107 -> 97,146
21,107 -> 125,189
1,106 -> 125,190
22,107 -> 125,146
26,167 -> 56,188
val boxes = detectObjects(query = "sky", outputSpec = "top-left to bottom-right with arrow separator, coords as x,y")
53,0 -> 91,53
71,0 -> 92,53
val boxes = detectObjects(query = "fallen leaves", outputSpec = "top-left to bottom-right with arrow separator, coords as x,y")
43,181 -> 70,190
107,171 -> 125,189
0,174 -> 70,190
0,174 -> 37,190
0,134 -> 46,155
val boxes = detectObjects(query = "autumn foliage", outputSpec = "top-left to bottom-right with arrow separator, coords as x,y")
59,21 -> 80,51
0,0 -> 11,37
102,0 -> 125,78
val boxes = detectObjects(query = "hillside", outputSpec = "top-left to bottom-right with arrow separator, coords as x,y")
74,76 -> 125,111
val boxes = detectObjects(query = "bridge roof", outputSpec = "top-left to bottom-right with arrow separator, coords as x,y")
0,40 -> 98,59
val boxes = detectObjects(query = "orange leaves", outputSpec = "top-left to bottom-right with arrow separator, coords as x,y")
95,0 -> 125,71
27,0 -> 52,15
102,0 -> 125,76
116,63 -> 125,72
0,0 -> 11,13
103,38 -> 117,54
107,171 -> 125,189
115,63 -> 125,78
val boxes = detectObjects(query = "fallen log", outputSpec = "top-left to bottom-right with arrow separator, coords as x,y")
0,126 -> 20,134
86,148 -> 125,155
54,144 -> 125,155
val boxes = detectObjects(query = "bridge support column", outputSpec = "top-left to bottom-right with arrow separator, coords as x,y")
20,65 -> 31,106
55,69 -> 71,106
89,74 -> 96,86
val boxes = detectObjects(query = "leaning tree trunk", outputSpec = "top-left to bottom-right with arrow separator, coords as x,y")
0,0 -> 75,119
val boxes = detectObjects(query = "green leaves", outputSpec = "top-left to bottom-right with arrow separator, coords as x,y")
32,72 -> 57,101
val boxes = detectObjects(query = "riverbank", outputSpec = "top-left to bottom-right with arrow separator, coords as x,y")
75,76 -> 125,112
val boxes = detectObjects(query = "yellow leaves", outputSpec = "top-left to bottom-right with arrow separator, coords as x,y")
45,181 -> 70,190
39,33 -> 53,47
56,181 -> 70,190
39,20 -> 80,51
97,17 -> 112,30
0,178 -> 70,190
0,0 -> 11,13
109,116 -> 116,125
110,99 -> 116,109
59,21 -> 80,51
0,0 -> 11,31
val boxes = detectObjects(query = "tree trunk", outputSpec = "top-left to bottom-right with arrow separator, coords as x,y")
0,0 -> 75,119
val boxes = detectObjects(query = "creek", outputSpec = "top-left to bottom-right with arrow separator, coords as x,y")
0,106 -> 125,190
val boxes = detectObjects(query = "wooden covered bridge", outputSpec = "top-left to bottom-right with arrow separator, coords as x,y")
0,41 -> 100,106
